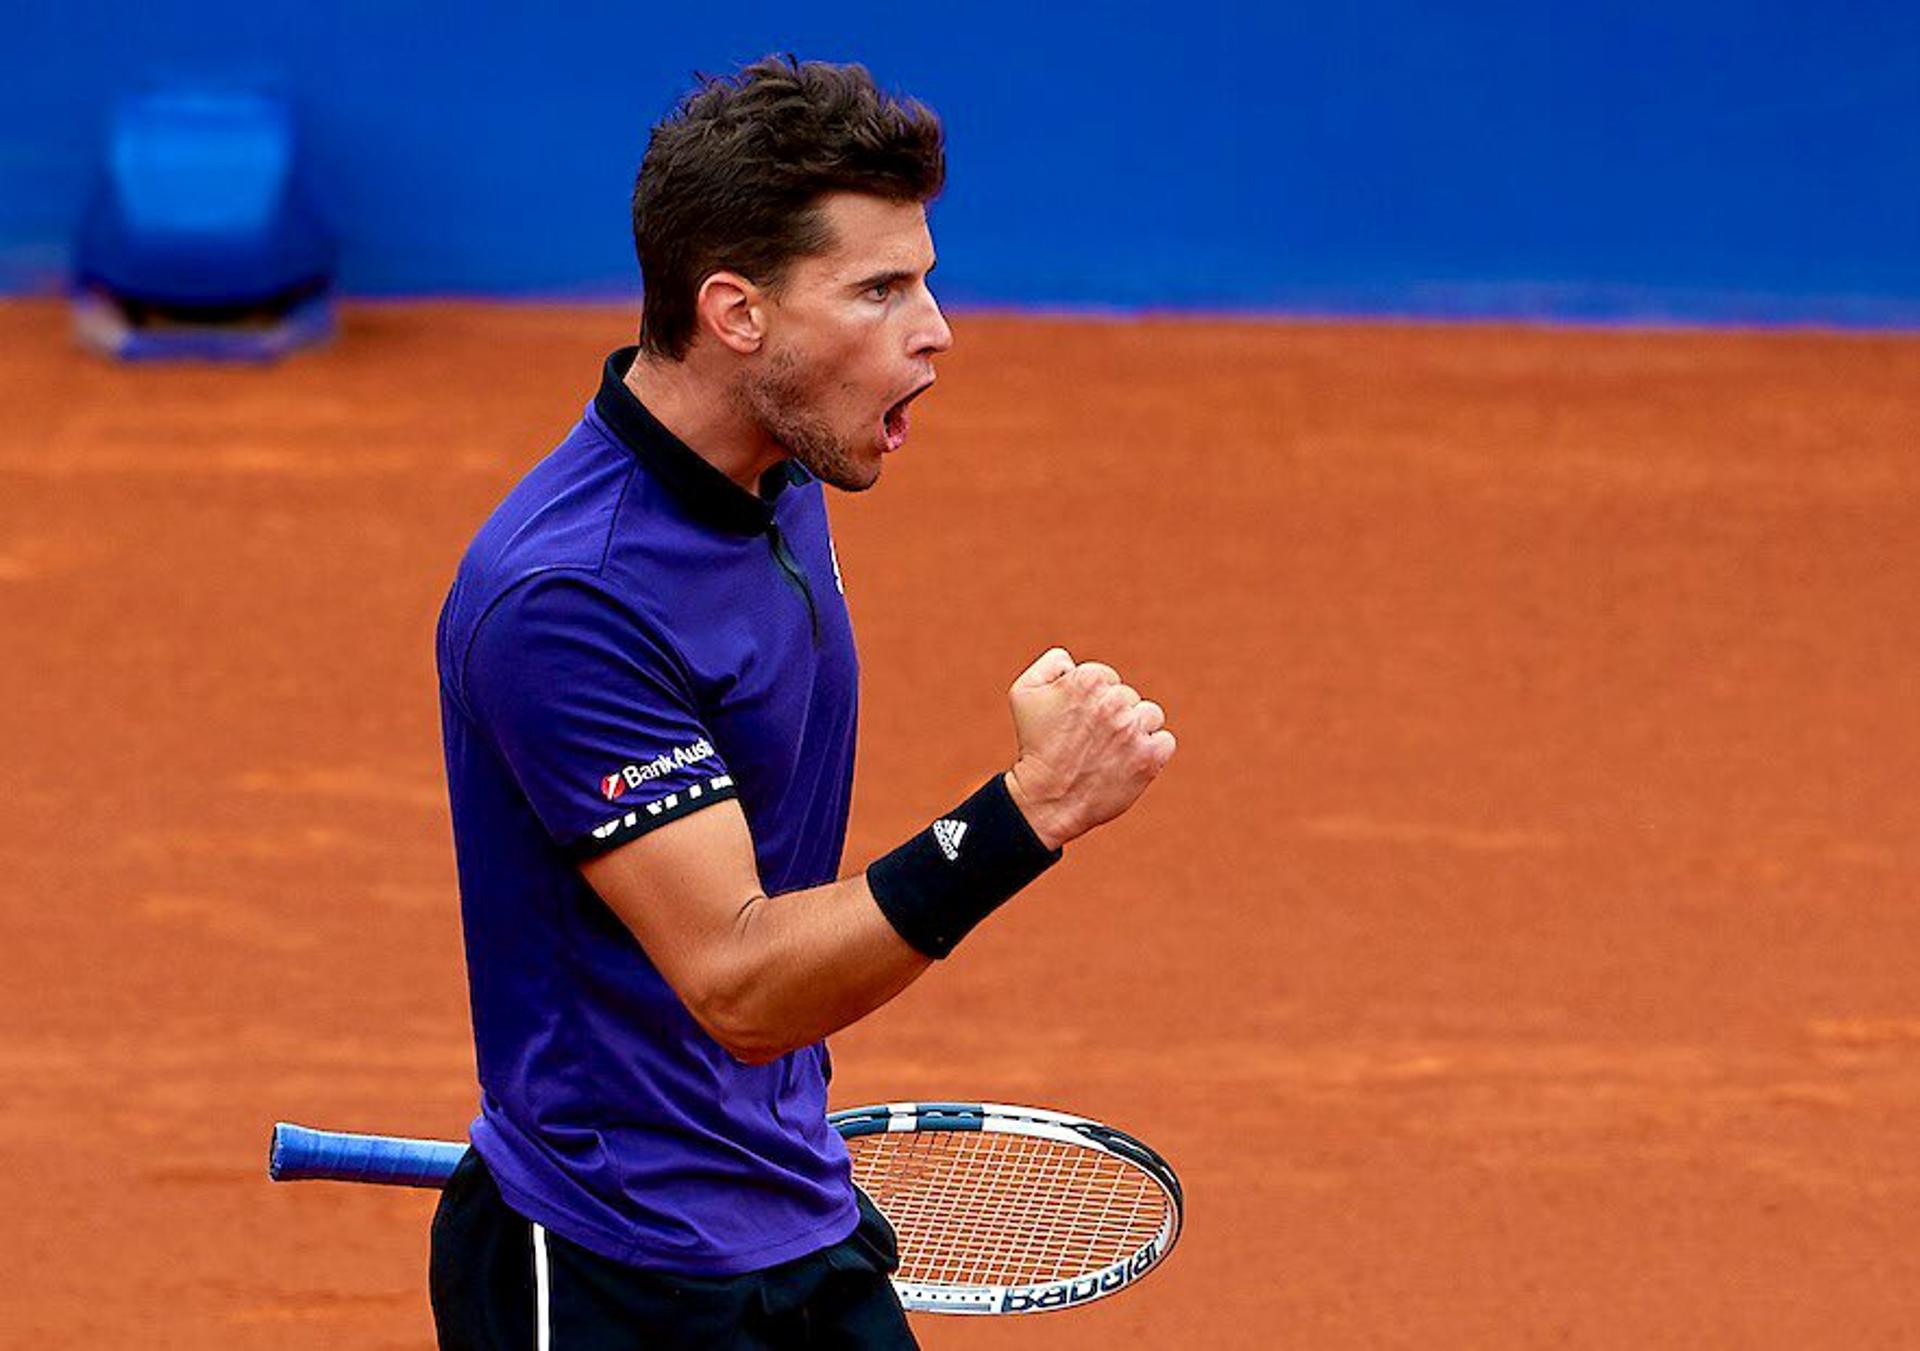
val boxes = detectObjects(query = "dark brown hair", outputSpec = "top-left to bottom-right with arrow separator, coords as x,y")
631,56 -> 945,360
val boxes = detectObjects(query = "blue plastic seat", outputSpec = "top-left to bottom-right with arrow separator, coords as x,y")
75,88 -> 334,317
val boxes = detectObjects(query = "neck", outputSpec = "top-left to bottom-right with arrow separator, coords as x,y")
623,351 -> 785,493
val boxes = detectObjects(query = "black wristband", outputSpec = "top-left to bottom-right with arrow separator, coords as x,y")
866,774 -> 1064,959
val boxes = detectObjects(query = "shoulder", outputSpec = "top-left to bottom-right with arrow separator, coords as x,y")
438,420 -> 669,705
463,419 -> 637,588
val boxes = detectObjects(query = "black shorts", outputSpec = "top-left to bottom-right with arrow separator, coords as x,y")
429,1149 -> 918,1350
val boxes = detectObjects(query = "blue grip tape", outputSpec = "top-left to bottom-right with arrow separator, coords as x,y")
269,1122 -> 466,1188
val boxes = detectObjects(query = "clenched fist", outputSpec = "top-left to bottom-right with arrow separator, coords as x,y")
1003,647 -> 1176,850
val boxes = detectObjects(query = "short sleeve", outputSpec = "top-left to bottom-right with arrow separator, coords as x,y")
459,571 -> 737,858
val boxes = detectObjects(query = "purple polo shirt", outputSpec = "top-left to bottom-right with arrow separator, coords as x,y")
435,348 -> 861,1274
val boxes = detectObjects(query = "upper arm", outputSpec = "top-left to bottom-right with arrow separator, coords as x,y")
578,798 -> 770,1050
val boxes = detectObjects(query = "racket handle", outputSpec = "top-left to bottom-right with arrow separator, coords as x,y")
269,1122 -> 466,1188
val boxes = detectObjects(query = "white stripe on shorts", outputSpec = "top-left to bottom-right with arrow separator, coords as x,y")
532,1222 -> 552,1351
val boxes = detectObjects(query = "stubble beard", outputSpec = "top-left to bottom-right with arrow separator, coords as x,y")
736,349 -> 880,493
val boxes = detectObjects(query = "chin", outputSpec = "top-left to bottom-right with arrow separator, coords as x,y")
810,454 -> 883,493
778,434 -> 878,493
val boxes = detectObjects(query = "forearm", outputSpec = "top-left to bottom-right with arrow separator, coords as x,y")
696,772 -> 1059,1064
707,873 -> 933,1065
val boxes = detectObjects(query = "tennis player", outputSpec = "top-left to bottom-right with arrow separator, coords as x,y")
429,56 -> 1175,1350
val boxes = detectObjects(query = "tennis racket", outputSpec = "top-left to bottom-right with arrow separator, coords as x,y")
269,1101 -> 1182,1316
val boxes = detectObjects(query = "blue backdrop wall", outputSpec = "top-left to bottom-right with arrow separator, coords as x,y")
5,2 -> 1918,324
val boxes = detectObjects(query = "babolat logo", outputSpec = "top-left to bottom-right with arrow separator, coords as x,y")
600,738 -> 716,799
999,1240 -> 1160,1312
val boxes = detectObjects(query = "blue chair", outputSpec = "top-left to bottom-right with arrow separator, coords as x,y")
73,88 -> 336,360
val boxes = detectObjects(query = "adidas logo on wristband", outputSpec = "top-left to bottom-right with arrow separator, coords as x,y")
931,818 -> 968,861
868,776 -> 1062,959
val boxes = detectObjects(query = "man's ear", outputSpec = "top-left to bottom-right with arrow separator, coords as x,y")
695,271 -> 766,355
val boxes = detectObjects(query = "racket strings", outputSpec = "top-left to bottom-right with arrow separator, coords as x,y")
847,1130 -> 1168,1288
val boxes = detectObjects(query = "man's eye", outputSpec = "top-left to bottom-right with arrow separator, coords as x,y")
865,282 -> 893,302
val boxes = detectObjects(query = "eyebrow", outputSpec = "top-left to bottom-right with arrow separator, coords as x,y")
850,259 -> 937,292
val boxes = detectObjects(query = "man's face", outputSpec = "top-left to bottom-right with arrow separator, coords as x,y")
737,193 -> 952,492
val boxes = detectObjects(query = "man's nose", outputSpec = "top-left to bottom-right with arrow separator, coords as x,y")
916,291 -> 954,357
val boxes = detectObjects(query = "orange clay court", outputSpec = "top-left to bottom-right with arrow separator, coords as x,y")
2,300 -> 1917,1349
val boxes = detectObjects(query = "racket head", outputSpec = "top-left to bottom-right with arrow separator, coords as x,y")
829,1101 -> 1183,1315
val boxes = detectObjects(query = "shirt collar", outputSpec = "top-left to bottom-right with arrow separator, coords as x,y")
593,346 -> 803,536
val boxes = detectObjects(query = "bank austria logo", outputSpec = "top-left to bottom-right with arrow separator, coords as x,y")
600,738 -> 716,800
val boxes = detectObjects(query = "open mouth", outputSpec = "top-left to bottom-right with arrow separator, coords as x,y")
881,380 -> 933,452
